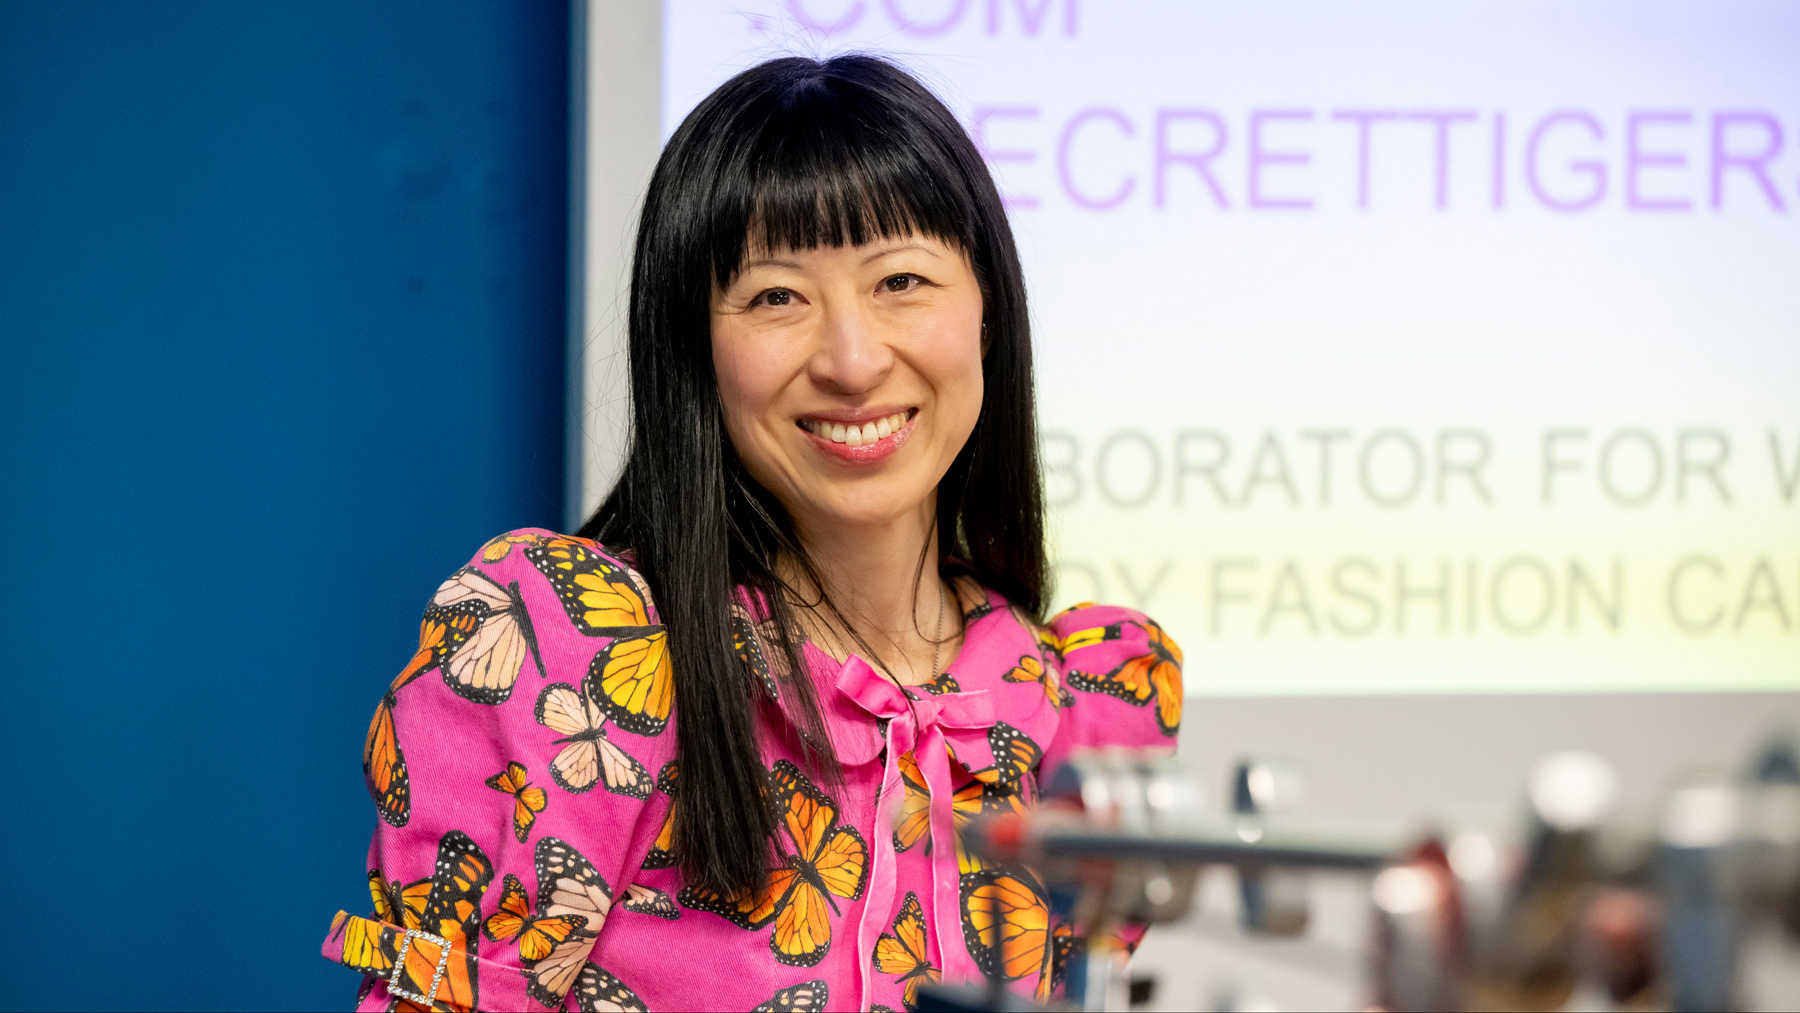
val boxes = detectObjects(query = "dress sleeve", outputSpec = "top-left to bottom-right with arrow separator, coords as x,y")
322,530 -> 678,1012
1038,603 -> 1186,960
1039,603 -> 1184,780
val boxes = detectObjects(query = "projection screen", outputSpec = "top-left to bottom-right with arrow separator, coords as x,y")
655,1 -> 1800,696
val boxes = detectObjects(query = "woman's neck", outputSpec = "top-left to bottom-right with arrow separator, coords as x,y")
786,497 -> 957,684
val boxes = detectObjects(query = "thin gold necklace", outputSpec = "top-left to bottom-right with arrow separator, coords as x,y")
928,577 -> 946,682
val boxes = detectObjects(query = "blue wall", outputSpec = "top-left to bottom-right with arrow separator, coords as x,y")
0,2 -> 571,1008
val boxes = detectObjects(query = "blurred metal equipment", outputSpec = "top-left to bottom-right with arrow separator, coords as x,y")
1232,758 -> 1311,935
918,735 -> 1800,1012
929,752 -> 1408,1012
1660,771 -> 1745,1011
1372,744 -> 1800,1012
1745,732 -> 1800,937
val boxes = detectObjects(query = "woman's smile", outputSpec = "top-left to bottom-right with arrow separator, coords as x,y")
796,407 -> 919,462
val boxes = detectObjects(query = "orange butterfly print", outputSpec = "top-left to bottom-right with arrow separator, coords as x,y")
369,868 -> 403,924
874,891 -> 940,1008
1002,654 -> 1073,710
1032,623 -> 1066,668
642,762 -> 679,870
337,870 -> 405,980
519,836 -> 613,1008
892,751 -> 931,853
960,868 -> 1058,1003
962,598 -> 999,625
1046,922 -> 1091,994
482,530 -> 600,563
584,629 -> 672,737
485,761 -> 548,842
621,884 -> 680,921
479,531 -> 544,563
1062,619 -> 1184,736
950,776 -> 1029,874
571,963 -> 648,1012
482,873 -> 587,961
363,615 -> 453,827
909,671 -> 960,697
730,601 -> 791,701
373,862 -> 432,937
896,752 -> 1028,867
534,683 -> 652,798
393,831 -> 495,1011
527,539 -> 674,734
952,778 -> 1028,829
679,760 -> 869,967
525,543 -> 676,734
752,980 -> 830,1012
526,539 -> 656,634
960,722 -> 1043,790
427,567 -> 548,705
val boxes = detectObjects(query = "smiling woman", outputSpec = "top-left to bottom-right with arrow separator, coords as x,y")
714,235 -> 986,531
322,56 -> 1183,1012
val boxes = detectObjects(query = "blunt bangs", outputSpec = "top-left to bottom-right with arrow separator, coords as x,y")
699,58 -> 982,290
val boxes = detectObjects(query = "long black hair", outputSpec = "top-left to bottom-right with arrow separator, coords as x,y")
579,55 -> 1046,899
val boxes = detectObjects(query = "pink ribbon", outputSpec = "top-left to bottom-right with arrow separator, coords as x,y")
833,656 -> 993,1011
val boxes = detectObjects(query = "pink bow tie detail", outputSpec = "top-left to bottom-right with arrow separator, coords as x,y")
833,655 -> 993,1011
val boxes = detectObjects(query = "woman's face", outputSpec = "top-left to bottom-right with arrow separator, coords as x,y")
711,232 -> 985,536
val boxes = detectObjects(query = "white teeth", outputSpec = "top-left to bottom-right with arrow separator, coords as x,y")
804,412 -> 909,444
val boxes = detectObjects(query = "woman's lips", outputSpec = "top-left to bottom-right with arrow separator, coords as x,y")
797,408 -> 917,463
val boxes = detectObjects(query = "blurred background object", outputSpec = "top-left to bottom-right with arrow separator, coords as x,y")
960,744 -> 1800,1011
3,2 -> 1796,1010
0,1 -> 571,1008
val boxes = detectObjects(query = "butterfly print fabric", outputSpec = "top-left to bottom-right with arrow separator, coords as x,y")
325,529 -> 1180,1011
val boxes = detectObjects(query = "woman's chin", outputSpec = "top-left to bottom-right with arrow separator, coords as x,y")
791,483 -> 933,535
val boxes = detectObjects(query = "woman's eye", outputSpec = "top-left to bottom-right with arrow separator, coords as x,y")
882,274 -> 921,293
755,289 -> 794,307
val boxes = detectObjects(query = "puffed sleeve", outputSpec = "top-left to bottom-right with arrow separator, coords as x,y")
1038,603 -> 1184,788
321,529 -> 678,1012
1036,603 -> 1185,960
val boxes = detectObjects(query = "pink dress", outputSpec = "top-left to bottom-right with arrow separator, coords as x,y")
321,529 -> 1183,1012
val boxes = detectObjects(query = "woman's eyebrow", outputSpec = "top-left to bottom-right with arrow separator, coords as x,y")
860,242 -> 937,265
738,256 -> 805,272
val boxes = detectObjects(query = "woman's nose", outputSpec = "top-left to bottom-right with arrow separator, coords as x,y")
807,303 -> 893,394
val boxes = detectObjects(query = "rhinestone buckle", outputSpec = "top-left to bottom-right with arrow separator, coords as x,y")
388,927 -> 453,1006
